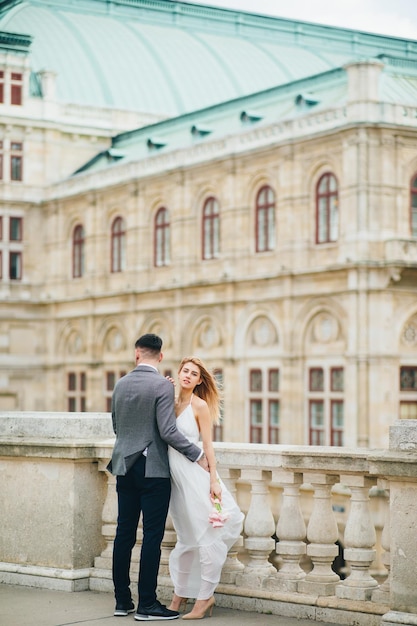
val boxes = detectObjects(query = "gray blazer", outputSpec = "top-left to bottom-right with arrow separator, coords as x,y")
107,365 -> 202,477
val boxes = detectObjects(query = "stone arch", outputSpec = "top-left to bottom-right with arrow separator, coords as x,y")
95,318 -> 129,361
306,158 -> 341,198
292,298 -> 347,356
399,308 -> 417,352
139,314 -> 174,350
180,309 -> 224,359
247,171 -> 276,210
234,306 -> 281,359
56,320 -> 87,362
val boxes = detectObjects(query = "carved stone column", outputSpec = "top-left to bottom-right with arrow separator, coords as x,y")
268,470 -> 306,592
336,475 -> 378,601
298,473 -> 340,596
372,480 -> 390,605
219,468 -> 244,584
93,463 -> 117,571
235,469 -> 276,588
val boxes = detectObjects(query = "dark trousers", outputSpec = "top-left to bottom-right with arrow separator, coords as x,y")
112,455 -> 171,607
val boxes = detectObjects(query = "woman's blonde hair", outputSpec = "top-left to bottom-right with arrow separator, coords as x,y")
178,356 -> 221,424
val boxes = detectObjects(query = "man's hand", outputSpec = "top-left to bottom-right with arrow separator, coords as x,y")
197,454 -> 210,472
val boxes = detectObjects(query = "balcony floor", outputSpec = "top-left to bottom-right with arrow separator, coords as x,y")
0,583 -> 342,626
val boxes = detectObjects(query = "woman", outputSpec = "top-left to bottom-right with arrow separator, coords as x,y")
167,357 -> 244,620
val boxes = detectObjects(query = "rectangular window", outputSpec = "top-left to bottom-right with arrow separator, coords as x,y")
9,251 -> 22,279
400,366 -> 417,390
10,217 -> 22,241
249,367 -> 280,443
309,400 -> 325,445
399,366 -> 417,420
268,400 -> 280,444
331,400 -> 344,446
10,142 -> 23,181
104,370 -> 127,411
400,402 -> 417,419
0,71 -> 4,103
250,399 -> 263,443
250,369 -> 262,392
67,371 -> 86,412
11,72 -> 23,106
308,366 -> 344,446
310,368 -> 324,392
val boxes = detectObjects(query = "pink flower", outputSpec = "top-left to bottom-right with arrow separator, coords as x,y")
208,496 -> 230,528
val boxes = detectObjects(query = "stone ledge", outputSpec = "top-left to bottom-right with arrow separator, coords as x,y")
0,563 -> 91,592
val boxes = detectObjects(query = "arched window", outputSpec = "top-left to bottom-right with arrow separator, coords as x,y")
154,207 -> 170,267
72,224 -> 84,278
410,174 -> 417,237
111,216 -> 126,273
255,185 -> 275,252
202,197 -> 220,260
316,173 -> 338,243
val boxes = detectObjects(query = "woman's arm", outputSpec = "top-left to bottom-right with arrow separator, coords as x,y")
195,399 -> 222,500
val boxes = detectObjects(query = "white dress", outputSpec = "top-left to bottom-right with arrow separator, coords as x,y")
168,401 -> 244,600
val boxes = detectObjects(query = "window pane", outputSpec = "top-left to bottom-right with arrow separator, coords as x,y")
68,373 -> 76,391
310,368 -> 324,391
269,400 -> 280,426
80,372 -> 86,391
250,400 -> 262,424
111,217 -> 126,272
331,368 -> 344,392
400,367 -> 417,390
316,173 -> 338,244
68,397 -> 76,412
400,402 -> 417,419
106,372 -> 115,391
269,368 -> 279,392
11,156 -> 22,181
332,401 -> 344,428
9,252 -> 22,279
256,186 -> 275,252
250,369 -> 262,392
310,401 -> 324,426
10,217 -> 22,241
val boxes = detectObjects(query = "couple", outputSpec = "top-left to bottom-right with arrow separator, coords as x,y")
107,333 -> 244,621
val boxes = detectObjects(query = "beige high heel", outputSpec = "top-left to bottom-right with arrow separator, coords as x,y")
168,594 -> 188,612
182,597 -> 215,620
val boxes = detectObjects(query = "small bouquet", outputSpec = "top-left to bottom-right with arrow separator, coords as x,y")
208,495 -> 230,528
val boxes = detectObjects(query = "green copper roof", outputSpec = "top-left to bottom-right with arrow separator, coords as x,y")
1,0 -> 417,115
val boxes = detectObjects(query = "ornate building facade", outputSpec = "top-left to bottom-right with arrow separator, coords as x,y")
1,0 -> 417,447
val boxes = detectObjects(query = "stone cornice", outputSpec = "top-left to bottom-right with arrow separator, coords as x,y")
0,30 -> 32,53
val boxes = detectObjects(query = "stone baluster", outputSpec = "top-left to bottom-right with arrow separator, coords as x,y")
89,462 -> 118,591
268,470 -> 306,592
336,475 -> 378,601
235,469 -> 277,588
94,463 -> 118,571
298,473 -> 340,596
219,468 -> 244,583
372,480 -> 391,604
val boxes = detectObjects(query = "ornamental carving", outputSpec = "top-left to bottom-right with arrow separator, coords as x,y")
249,316 -> 278,347
197,319 -> 221,349
403,322 -> 417,346
312,313 -> 339,344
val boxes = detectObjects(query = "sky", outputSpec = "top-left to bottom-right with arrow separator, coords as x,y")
194,0 -> 417,40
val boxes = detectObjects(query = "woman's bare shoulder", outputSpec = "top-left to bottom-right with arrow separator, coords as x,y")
192,394 -> 207,410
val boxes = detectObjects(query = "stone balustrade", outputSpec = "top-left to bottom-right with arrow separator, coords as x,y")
1,412 -> 417,626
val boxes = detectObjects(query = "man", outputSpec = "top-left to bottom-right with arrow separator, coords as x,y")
107,334 -> 207,621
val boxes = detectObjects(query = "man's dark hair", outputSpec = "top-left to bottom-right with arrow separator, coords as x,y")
135,333 -> 163,354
